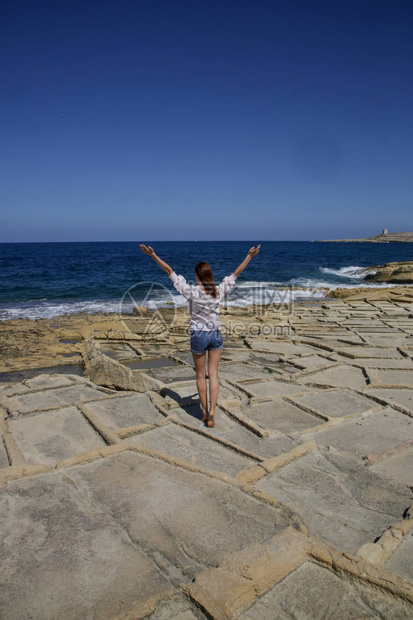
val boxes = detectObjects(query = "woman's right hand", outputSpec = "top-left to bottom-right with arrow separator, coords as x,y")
140,244 -> 155,257
247,244 -> 261,258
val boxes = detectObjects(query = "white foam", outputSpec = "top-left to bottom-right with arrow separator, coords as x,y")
319,265 -> 371,278
2,278 -> 412,321
0,300 -> 121,322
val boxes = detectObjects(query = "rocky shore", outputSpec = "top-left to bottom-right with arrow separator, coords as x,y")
363,261 -> 413,284
0,286 -> 413,618
327,284 -> 413,302
1,284 -> 413,376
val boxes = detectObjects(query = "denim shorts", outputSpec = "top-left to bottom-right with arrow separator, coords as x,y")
190,329 -> 223,355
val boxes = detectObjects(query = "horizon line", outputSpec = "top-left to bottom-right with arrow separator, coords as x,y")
0,239 -> 322,244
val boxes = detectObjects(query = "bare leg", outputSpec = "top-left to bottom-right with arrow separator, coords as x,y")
207,348 -> 222,419
192,352 -> 208,420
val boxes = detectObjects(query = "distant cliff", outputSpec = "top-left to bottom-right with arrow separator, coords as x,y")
318,231 -> 413,243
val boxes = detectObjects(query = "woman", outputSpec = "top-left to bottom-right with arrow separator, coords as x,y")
140,243 -> 261,427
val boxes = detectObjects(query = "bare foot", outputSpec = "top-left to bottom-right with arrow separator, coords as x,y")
206,412 -> 215,428
201,407 -> 208,422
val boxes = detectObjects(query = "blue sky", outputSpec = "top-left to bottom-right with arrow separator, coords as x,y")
1,0 -> 412,242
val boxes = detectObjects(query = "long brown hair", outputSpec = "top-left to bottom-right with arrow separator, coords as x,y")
195,261 -> 218,298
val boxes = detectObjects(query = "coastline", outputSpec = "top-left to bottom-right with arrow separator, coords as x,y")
2,283 -> 413,379
2,282 -> 413,323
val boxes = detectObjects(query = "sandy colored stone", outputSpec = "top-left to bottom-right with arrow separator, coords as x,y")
81,392 -> 166,431
239,559 -> 413,619
66,451 -> 291,583
384,531 -> 413,583
370,447 -> 413,486
367,368 -> 413,388
1,297 -> 413,618
2,429 -> 25,465
245,398 -> 322,432
0,463 -> 54,485
169,405 -> 298,457
308,407 -> 413,460
184,569 -> 256,619
84,340 -> 165,393
219,526 -> 309,596
1,383 -> 111,415
300,363 -> 368,389
364,387 -> 413,414
56,448 -> 103,469
364,261 -> 413,284
234,464 -> 267,484
0,471 -> 171,619
261,441 -> 316,473
255,445 -> 411,555
130,423 -> 255,477
292,388 -> 378,418
8,405 -> 106,465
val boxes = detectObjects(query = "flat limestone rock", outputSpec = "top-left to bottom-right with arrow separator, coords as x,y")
336,347 -> 403,359
254,446 -> 411,555
218,362 -> 281,381
292,389 -> 378,418
22,374 -> 75,390
363,334 -> 412,347
8,405 -> 105,465
299,364 -> 368,390
129,423 -> 255,475
149,366 -> 196,383
82,393 -> 166,431
384,531 -> 413,583
364,387 -> 413,412
245,379 -> 313,399
1,296 -> 413,618
2,384 -> 110,415
67,451 -> 291,582
370,447 -> 413,486
244,399 -> 321,433
158,405 -> 300,458
239,560 -> 413,619
249,340 -> 319,356
288,354 -> 336,371
145,592 -> 208,619
307,407 -> 413,460
0,471 -> 171,620
354,358 -> 413,368
368,368 -> 413,387
248,351 -> 302,368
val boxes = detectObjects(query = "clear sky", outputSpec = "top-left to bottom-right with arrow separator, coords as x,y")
1,0 -> 412,242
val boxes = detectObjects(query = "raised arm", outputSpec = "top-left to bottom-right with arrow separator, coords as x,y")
233,245 -> 261,277
140,244 -> 173,276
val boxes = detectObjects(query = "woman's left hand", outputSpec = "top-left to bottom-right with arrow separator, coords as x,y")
248,244 -> 261,258
140,244 -> 155,257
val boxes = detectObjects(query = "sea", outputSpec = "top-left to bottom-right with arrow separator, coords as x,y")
0,241 -> 412,321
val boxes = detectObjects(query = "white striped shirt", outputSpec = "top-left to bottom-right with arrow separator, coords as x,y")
169,271 -> 237,331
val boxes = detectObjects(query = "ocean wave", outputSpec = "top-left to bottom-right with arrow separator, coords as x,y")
1,279 -> 412,321
0,299 -> 122,321
319,265 -> 372,278
290,276 -> 407,291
